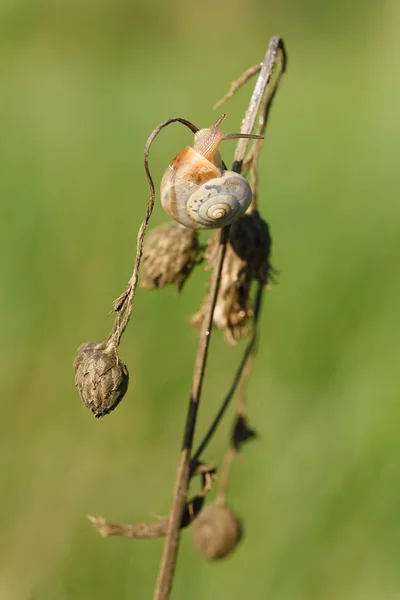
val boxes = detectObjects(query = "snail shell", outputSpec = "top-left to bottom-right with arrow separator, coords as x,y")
160,116 -> 255,230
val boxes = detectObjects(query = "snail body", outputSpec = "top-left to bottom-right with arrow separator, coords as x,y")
161,115 -> 258,230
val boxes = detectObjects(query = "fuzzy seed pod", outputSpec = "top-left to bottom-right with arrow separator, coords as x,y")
140,222 -> 200,291
74,341 -> 129,418
192,504 -> 242,560
192,210 -> 271,344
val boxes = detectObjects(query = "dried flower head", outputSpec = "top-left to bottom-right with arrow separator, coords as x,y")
140,222 -> 200,291
192,210 -> 271,344
191,504 -> 242,560
229,210 -> 271,286
74,341 -> 129,418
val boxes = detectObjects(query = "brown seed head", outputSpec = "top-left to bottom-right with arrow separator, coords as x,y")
191,211 -> 271,344
192,504 -> 242,560
140,222 -> 200,291
74,341 -> 129,418
229,210 -> 272,286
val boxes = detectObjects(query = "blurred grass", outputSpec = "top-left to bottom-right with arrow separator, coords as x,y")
1,0 -> 400,598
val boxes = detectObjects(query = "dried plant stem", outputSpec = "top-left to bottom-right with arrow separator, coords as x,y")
212,291 -> 263,508
232,37 -> 287,173
236,351 -> 255,417
88,515 -> 168,538
243,53 -> 286,210
153,38 -> 286,600
153,226 -> 230,600
213,63 -> 263,109
216,448 -> 236,506
190,284 -> 263,473
88,464 -> 216,540
109,117 -> 199,346
214,340 -> 257,507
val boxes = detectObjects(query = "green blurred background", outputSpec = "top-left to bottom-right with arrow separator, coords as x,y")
1,0 -> 400,598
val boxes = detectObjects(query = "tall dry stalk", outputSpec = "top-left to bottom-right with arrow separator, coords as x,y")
75,37 -> 287,600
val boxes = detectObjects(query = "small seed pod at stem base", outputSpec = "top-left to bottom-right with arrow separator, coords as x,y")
74,341 -> 129,418
161,114 -> 262,230
191,504 -> 242,560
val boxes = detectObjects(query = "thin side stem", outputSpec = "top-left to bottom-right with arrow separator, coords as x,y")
87,463 -> 216,541
213,63 -> 262,110
88,515 -> 167,539
215,448 -> 236,506
108,117 -> 199,347
190,284 -> 263,473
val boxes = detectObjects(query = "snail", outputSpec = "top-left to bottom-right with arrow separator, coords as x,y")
160,114 -> 262,230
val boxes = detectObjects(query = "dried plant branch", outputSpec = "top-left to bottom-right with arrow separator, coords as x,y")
88,515 -> 168,539
232,37 -> 287,174
213,63 -> 263,109
153,226 -> 230,600
79,35 -> 287,600
214,408 -> 258,508
186,42 -> 285,453
214,290 -> 261,507
109,117 -> 199,346
215,448 -> 236,507
88,464 -> 216,540
242,48 -> 286,210
74,118 -> 201,418
190,284 -> 263,474
153,38 -> 286,600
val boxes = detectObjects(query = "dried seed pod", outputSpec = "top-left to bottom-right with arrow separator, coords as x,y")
191,211 -> 271,344
74,341 -> 129,418
140,222 -> 200,291
229,210 -> 272,286
192,504 -> 242,560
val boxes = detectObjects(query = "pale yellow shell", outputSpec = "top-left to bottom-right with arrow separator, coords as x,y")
161,146 -> 252,230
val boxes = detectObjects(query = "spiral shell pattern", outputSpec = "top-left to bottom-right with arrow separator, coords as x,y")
185,173 -> 252,230
161,146 -> 253,230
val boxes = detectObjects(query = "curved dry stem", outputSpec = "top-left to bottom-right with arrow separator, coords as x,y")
108,117 -> 199,347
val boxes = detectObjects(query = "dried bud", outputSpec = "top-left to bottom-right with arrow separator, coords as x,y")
192,504 -> 242,560
229,210 -> 271,286
140,222 -> 200,291
232,415 -> 257,451
74,341 -> 129,418
192,211 -> 271,344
